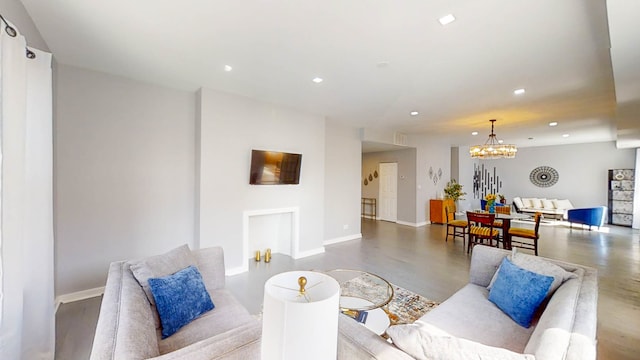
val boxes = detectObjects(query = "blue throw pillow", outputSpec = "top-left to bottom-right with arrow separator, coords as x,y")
488,257 -> 553,328
148,265 -> 215,338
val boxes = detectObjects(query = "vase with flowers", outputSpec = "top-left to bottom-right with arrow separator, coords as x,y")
485,193 -> 497,213
498,194 -> 506,205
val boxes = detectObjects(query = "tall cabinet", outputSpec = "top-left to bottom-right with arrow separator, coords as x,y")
608,169 -> 634,226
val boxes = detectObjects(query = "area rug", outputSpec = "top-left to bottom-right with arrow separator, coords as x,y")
386,283 -> 439,325
342,273 -> 439,325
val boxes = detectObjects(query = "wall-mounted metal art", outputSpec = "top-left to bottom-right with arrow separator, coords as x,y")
473,164 -> 503,199
529,166 -> 559,187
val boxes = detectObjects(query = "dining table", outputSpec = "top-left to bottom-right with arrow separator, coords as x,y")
465,210 -> 532,250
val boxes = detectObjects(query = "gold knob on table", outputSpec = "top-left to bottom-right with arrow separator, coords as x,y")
255,251 -> 261,262
265,248 -> 272,263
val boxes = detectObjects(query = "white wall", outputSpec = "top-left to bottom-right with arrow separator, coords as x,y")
324,120 -> 362,242
412,136 -> 452,224
457,141 -> 636,208
197,88 -> 326,272
55,65 -> 196,296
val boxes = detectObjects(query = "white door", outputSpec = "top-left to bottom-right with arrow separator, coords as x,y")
378,163 -> 398,222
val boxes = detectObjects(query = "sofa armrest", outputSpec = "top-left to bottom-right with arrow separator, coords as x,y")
150,321 -> 261,360
337,315 -> 414,360
193,247 -> 226,289
90,262 -> 160,360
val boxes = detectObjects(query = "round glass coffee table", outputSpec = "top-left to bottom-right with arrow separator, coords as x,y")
325,269 -> 394,335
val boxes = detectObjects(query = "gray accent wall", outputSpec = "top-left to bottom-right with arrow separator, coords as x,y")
55,65 -> 196,296
362,149 -> 417,224
54,69 -> 363,296
454,141 -> 636,209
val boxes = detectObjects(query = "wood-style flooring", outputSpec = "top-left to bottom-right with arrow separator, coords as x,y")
55,219 -> 640,360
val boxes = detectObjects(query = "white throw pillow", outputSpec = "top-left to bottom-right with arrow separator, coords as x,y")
530,198 -> 544,209
521,198 -> 534,208
541,199 -> 556,209
513,197 -> 525,210
387,324 -> 535,360
554,199 -> 573,210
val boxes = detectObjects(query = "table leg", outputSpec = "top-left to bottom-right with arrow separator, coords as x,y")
502,218 -> 511,250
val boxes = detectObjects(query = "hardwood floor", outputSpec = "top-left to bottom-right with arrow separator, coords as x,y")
55,220 -> 640,360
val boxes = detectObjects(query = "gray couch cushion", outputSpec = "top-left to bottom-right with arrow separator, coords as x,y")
129,245 -> 198,307
151,321 -> 261,360
488,250 -> 577,299
158,289 -> 254,355
416,283 -> 535,353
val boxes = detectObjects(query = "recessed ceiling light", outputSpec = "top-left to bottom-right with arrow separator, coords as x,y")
471,131 -> 479,136
514,88 -> 526,95
312,77 -> 323,83
549,122 -> 558,127
377,61 -> 390,68
224,65 -> 233,72
498,139 -> 504,144
562,134 -> 570,138
410,111 -> 419,116
438,14 -> 456,26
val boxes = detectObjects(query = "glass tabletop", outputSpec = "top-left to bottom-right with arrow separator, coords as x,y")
325,269 -> 394,311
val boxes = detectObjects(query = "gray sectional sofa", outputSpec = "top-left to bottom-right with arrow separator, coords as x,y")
91,244 -> 597,359
338,245 -> 598,360
90,246 -> 261,360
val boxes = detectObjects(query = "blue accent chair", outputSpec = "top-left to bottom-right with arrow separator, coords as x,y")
567,206 -> 607,230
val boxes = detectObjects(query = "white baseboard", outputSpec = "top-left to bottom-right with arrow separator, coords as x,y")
55,286 -> 105,313
324,233 -> 362,246
396,220 -> 427,227
293,246 -> 325,259
226,266 -> 247,276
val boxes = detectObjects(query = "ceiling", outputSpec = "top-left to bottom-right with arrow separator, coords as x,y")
20,0 -> 640,149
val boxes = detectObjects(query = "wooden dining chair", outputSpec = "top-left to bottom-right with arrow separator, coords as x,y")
487,205 -> 511,243
508,212 -> 542,255
445,206 -> 468,246
466,212 -> 500,254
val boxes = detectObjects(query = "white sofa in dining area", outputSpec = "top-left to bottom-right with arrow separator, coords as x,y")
512,197 -> 574,219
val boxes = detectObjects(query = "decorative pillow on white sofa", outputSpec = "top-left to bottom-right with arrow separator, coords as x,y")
387,323 -> 535,360
541,199 -> 556,209
554,199 -> 573,210
530,198 -> 544,209
521,198 -> 534,208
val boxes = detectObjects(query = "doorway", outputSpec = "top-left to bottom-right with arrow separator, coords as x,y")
378,162 -> 398,222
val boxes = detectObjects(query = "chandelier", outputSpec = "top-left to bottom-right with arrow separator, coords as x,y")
469,119 -> 517,159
